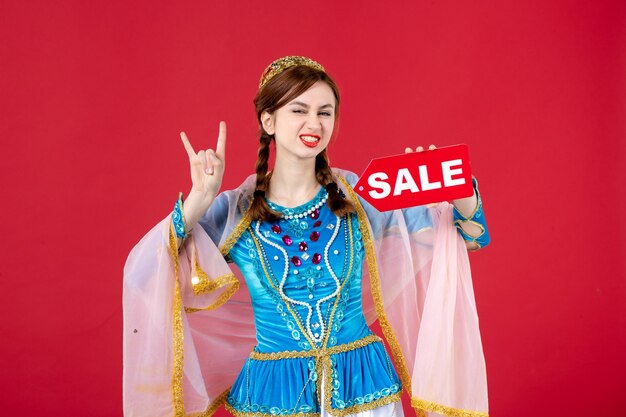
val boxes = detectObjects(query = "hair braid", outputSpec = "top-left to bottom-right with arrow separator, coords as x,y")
250,133 -> 281,222
315,150 -> 354,216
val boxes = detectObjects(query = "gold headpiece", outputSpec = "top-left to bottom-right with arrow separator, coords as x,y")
258,56 -> 325,90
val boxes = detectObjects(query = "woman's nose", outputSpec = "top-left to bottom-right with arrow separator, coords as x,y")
306,113 -> 322,130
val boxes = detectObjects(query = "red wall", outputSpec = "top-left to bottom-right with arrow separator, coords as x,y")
1,1 -> 624,416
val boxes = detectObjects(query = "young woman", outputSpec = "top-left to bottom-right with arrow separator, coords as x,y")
123,56 -> 490,417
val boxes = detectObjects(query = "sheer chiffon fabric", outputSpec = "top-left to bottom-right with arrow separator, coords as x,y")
122,168 -> 488,417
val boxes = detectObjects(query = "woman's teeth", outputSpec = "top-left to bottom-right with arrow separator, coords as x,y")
301,136 -> 319,143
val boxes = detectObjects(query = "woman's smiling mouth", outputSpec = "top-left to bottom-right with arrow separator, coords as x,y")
299,134 -> 321,148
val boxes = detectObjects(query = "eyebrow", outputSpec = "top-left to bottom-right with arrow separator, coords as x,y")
288,101 -> 334,109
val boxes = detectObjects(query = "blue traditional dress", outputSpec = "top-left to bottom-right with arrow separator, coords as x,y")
122,168 -> 490,417
225,187 -> 403,416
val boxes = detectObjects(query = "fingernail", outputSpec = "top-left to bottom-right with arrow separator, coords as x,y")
207,168 -> 214,174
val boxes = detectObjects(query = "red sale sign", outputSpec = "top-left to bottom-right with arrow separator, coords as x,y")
353,144 -> 474,211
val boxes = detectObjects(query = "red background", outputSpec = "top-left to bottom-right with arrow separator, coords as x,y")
1,1 -> 624,416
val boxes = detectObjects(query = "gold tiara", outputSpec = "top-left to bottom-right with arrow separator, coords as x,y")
258,56 -> 325,90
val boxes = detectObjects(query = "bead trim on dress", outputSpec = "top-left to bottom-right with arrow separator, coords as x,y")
265,187 -> 328,220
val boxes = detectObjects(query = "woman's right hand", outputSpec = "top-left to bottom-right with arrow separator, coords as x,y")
175,122 -> 227,239
180,121 -> 227,206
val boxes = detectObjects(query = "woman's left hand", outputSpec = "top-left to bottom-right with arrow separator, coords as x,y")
403,144 -> 477,208
404,144 -> 483,249
404,144 -> 437,153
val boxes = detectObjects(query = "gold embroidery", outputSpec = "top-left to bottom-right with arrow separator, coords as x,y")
338,176 -> 415,398
330,390 -> 401,417
321,355 -> 332,413
411,398 -> 489,417
454,218 -> 486,252
315,355 -> 324,412
224,403 -> 319,417
451,175 -> 481,220
191,254 -> 239,295
249,334 -> 382,360
318,348 -> 402,417
454,219 -> 485,240
184,278 -> 240,314
184,195 -> 248,312
226,375 -> 402,417
219,198 -> 253,257
187,388 -> 231,417
168,222 -> 185,417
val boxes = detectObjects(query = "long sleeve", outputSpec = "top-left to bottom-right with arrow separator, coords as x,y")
123,185 -> 257,417
334,167 -> 489,417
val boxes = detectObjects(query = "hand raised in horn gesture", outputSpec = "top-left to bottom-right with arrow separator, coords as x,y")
176,121 -> 227,236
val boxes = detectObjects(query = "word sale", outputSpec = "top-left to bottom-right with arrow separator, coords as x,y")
367,159 -> 465,199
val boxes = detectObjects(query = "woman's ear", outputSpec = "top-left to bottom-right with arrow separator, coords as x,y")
261,111 -> 275,135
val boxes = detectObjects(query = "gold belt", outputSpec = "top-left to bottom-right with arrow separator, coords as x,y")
249,334 -> 382,361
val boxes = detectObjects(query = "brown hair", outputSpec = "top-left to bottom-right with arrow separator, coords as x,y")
249,65 -> 354,222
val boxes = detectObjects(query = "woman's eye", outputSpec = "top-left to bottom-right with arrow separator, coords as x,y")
292,109 -> 332,116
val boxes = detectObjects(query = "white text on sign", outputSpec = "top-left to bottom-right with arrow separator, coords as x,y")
367,159 -> 465,199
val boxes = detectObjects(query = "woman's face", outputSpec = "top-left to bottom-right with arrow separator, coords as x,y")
262,81 -> 337,162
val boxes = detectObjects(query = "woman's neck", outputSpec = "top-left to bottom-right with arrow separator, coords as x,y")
267,157 -> 320,208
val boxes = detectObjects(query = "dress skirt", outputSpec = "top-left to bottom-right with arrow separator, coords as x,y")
319,368 -> 405,417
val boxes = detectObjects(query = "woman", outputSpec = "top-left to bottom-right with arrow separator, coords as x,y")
123,56 -> 490,417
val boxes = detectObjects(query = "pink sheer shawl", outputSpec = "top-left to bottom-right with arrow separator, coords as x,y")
122,168 -> 488,417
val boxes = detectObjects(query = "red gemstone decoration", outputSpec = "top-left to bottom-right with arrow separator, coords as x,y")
282,235 -> 293,246
299,241 -> 308,251
311,209 -> 320,219
291,256 -> 302,266
313,220 -> 321,228
271,224 -> 281,234
312,253 -> 322,264
310,231 -> 320,242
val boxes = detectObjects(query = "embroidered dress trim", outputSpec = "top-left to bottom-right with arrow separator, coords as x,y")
411,398 -> 489,417
249,334 -> 382,360
317,342 -> 401,417
227,334 -> 402,417
225,403 -> 317,417
220,204 -> 253,257
190,255 -> 238,295
452,176 -> 490,250
226,391 -> 402,417
168,221 -> 186,417
185,250 -> 240,313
